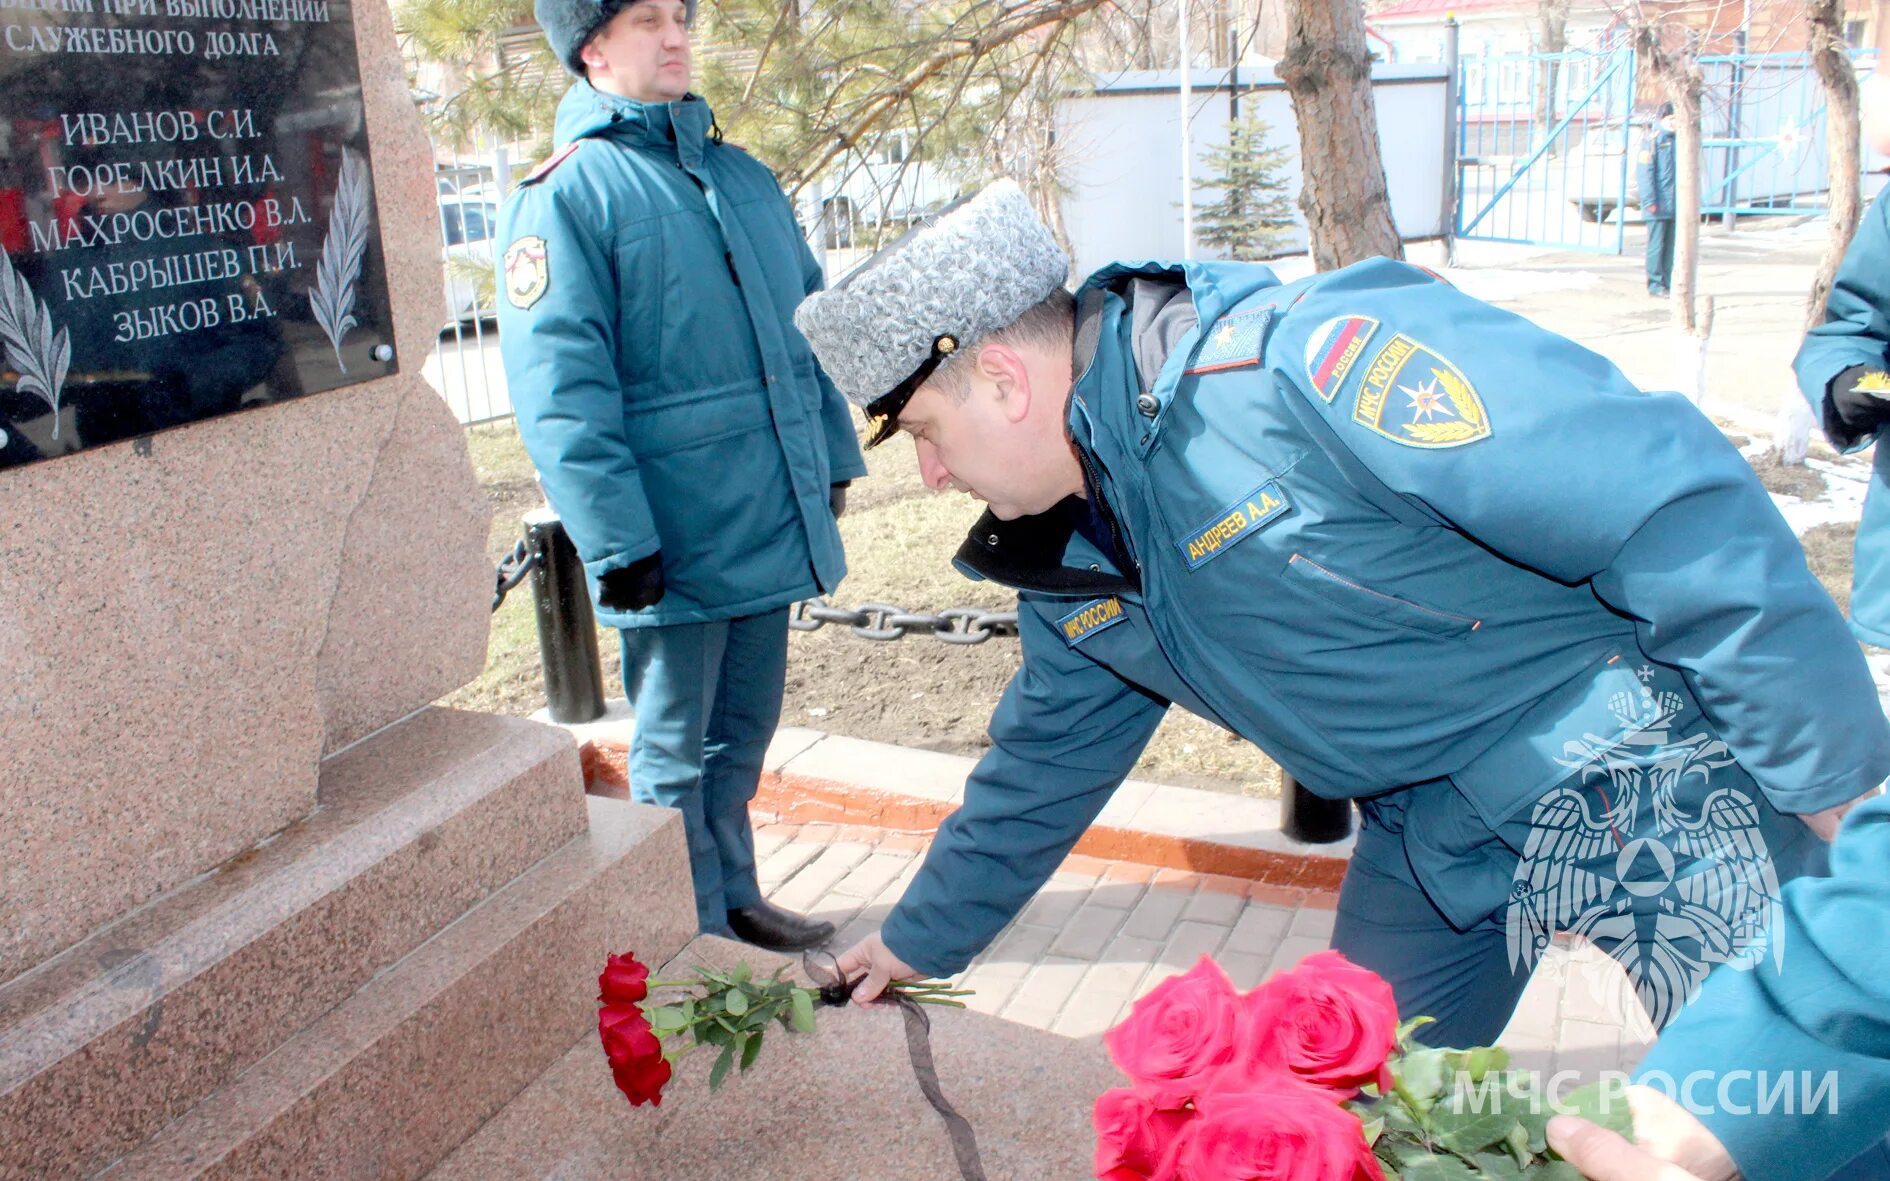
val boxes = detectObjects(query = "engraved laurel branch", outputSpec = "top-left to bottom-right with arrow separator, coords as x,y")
0,247 -> 72,440
309,147 -> 370,372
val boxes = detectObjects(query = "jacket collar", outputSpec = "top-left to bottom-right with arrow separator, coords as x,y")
554,82 -> 718,167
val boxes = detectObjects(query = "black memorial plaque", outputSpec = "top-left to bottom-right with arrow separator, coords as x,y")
0,0 -> 396,469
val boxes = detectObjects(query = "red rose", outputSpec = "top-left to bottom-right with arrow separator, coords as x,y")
1223,951 -> 1398,1099
1103,956 -> 1242,1110
598,951 -> 650,1005
598,1002 -> 670,1106
1093,1086 -> 1191,1180
610,1049 -> 673,1107
1171,1081 -> 1380,1181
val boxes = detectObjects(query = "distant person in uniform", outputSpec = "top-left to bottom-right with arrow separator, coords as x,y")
1638,101 -> 1678,297
495,0 -> 866,950
791,186 -> 1887,1181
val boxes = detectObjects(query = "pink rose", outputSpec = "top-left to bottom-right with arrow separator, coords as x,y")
1223,951 -> 1398,1099
1171,1081 -> 1381,1181
1093,1086 -> 1192,1180
1104,956 -> 1242,1110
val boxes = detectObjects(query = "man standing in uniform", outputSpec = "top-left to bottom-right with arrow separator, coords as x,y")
1794,17 -> 1890,654
496,0 -> 866,950
794,184 -> 1888,1154
1639,102 -> 1678,297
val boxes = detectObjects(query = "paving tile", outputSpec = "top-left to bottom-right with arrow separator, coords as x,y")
1119,880 -> 1195,941
955,964 -> 1025,1017
1216,950 -> 1271,992
1151,920 -> 1232,979
1001,955 -> 1091,1029
1223,904 -> 1293,956
1017,875 -> 1094,929
757,836 -> 824,891
1264,934 -> 1332,976
976,922 -> 1061,978
1180,881 -> 1247,927
767,841 -> 874,911
828,851 -> 911,900
1049,900 -> 1131,960
1289,905 -> 1337,940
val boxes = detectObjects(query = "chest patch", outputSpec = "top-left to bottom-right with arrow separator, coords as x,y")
1179,480 -> 1291,570
1186,308 -> 1271,375
1352,333 -> 1491,449
1303,315 -> 1380,402
1058,597 -> 1127,645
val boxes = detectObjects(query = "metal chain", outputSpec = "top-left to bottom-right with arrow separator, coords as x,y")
491,538 -> 539,612
787,597 -> 1018,644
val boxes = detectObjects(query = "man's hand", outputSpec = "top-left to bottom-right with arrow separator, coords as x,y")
834,932 -> 919,1003
830,481 -> 850,520
1801,781 -> 1886,842
1546,1086 -> 1737,1181
597,552 -> 665,611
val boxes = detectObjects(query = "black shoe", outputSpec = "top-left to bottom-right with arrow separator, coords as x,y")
727,901 -> 835,952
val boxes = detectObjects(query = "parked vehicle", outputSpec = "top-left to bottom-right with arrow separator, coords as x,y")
440,191 -> 498,325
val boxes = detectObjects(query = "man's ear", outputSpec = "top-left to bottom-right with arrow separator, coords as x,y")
977,342 -> 1033,426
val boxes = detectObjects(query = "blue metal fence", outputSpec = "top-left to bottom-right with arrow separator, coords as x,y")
1454,46 -> 1639,252
1699,49 -> 1878,218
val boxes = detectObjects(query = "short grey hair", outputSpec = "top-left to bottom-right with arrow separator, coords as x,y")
924,287 -> 1077,400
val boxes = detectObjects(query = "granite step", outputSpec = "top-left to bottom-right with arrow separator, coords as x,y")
93,794 -> 696,1181
429,935 -> 1121,1181
0,708 -> 588,1181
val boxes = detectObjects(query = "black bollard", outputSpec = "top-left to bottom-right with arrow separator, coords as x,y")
525,508 -> 606,724
1280,772 -> 1353,844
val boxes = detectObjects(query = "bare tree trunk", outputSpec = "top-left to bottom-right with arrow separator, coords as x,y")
1533,0 -> 1570,135
1278,0 -> 1402,269
1777,0 -> 1864,463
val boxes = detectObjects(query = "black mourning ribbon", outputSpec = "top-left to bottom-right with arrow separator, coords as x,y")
803,951 -> 987,1181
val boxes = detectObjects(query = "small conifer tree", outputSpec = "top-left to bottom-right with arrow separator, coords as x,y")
1195,111 -> 1297,260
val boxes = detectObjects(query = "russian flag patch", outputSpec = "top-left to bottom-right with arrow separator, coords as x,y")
1303,315 -> 1380,403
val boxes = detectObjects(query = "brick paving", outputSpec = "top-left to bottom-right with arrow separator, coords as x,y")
752,821 -> 1654,1077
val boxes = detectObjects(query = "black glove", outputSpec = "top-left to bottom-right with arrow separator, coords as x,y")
1826,364 -> 1890,443
597,552 -> 665,611
830,481 -> 850,519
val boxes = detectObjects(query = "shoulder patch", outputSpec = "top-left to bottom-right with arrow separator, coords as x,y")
503,236 -> 549,309
1186,308 -> 1271,375
520,142 -> 583,186
1057,596 -> 1127,645
1352,334 -> 1490,449
1303,315 -> 1380,403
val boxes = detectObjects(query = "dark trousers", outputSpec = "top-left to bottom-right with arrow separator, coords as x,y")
1645,217 -> 1675,293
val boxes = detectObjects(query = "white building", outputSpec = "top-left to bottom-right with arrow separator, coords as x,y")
1054,62 -> 1450,277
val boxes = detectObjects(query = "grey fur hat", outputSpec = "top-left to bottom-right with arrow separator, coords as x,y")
536,0 -> 696,76
794,179 -> 1069,445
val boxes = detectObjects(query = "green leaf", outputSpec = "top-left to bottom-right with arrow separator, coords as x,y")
1396,1016 -> 1438,1047
790,987 -> 816,1033
700,1022 -> 732,1048
709,1043 -> 735,1090
1468,1151 -> 1527,1180
733,961 -> 752,985
1430,1100 -> 1519,1156
726,988 -> 749,1017
1462,1046 -> 1509,1082
741,1028 -> 765,1071
1534,1163 -> 1583,1180
647,1005 -> 688,1034
1559,1079 -> 1634,1141
1360,1116 -> 1385,1147
1398,1152 -> 1480,1180
1396,1047 -> 1450,1115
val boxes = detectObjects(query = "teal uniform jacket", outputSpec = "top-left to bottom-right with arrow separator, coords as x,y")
1637,792 -> 1890,1181
878,257 -> 1890,978
495,84 -> 866,628
1795,188 -> 1890,647
1637,128 -> 1678,219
